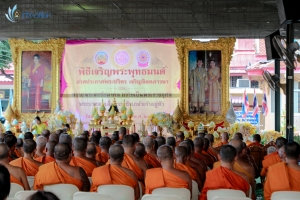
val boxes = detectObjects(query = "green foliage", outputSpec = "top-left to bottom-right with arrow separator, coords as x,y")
0,40 -> 12,70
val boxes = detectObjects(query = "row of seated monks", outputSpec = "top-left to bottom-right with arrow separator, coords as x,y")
0,128 -> 299,200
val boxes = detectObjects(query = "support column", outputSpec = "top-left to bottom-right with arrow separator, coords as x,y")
274,59 -> 280,132
286,23 -> 294,142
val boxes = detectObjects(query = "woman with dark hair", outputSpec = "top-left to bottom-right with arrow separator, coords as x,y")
30,116 -> 47,136
27,191 -> 59,200
28,54 -> 45,111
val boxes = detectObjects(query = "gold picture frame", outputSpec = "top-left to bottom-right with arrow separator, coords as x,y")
175,38 -> 236,126
9,38 -> 66,122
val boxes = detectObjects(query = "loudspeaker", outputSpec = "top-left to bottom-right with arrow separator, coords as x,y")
277,0 -> 300,25
265,30 -> 281,60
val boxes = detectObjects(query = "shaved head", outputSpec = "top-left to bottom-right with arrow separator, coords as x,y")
176,131 -> 184,140
285,141 -> 300,160
278,145 -> 286,161
36,136 -> 47,147
166,137 -> 176,149
122,135 -> 135,147
222,132 -> 229,141
119,127 -> 127,138
143,137 -> 154,149
16,138 -> 23,148
74,137 -> 87,152
49,133 -> 59,143
157,145 -> 173,161
220,145 -> 237,163
24,132 -> 34,140
46,141 -> 57,155
193,137 -> 204,148
4,134 -> 17,148
175,146 -> 188,158
234,132 -> 243,140
131,133 -> 140,143
156,136 -> 166,148
23,139 -> 37,154
229,138 -> 243,154
0,143 -> 9,159
203,138 -> 209,150
109,145 -> 124,163
198,132 -> 206,138
135,142 -> 146,158
276,137 -> 288,149
0,133 -> 5,142
42,129 -> 50,139
59,134 -> 72,146
100,137 -> 112,150
205,134 -> 214,144
179,141 -> 192,155
54,143 -> 71,161
86,142 -> 96,156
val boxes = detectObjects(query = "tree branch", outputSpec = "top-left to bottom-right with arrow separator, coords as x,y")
0,68 -> 14,80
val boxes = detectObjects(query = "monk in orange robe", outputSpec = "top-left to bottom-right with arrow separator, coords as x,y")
10,139 -> 43,176
121,135 -> 147,182
214,132 -> 229,147
96,137 -> 111,163
35,136 -> 47,158
49,133 -> 59,143
264,142 -> 300,200
175,146 -> 202,191
89,136 -> 102,154
200,145 -> 250,200
91,145 -> 140,199
119,127 -> 127,141
4,134 -> 19,161
14,138 -> 24,158
69,138 -> 98,177
202,138 -> 217,163
0,143 -> 30,190
179,141 -> 207,184
247,134 -> 263,148
194,137 -> 214,169
86,142 -> 104,166
261,145 -> 285,177
35,141 -> 56,164
175,131 -> 185,147
135,143 -> 152,170
204,134 -> 219,160
143,137 -> 161,168
145,145 -> 192,195
34,143 -> 90,191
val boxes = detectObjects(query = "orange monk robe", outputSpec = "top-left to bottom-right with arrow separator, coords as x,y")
35,156 -> 55,164
247,141 -> 263,148
96,146 -> 101,154
10,157 -> 39,176
10,175 -> 24,188
260,153 -> 281,177
91,164 -> 137,192
202,150 -> 215,163
264,162 -> 300,200
194,152 -> 213,167
207,148 -> 219,161
33,154 -> 39,159
214,141 -> 228,147
69,157 -> 96,177
144,153 -> 161,168
14,149 -> 22,158
264,151 -> 277,159
174,162 -> 197,181
122,153 -> 144,181
34,161 -> 82,190
213,161 -> 253,183
145,168 -> 189,194
200,166 -> 250,200
96,151 -> 109,163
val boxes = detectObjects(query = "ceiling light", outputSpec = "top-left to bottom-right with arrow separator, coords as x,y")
192,38 -> 218,42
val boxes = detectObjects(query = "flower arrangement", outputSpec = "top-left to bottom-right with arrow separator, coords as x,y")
260,130 -> 282,145
48,110 -> 77,131
229,122 -> 256,139
147,112 -> 173,133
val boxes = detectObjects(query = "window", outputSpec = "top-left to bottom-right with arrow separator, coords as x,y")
250,80 -> 259,88
294,82 -> 300,113
271,89 -> 282,113
230,76 -> 242,88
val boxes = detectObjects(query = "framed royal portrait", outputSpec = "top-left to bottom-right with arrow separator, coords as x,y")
9,39 -> 66,120
175,38 -> 236,124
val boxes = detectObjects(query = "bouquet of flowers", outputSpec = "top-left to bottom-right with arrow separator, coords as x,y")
229,122 -> 256,139
48,110 -> 77,131
260,130 -> 282,145
147,112 -> 173,133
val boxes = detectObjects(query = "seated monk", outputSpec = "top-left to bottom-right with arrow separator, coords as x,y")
90,136 -> 101,154
135,142 -> 151,171
261,137 -> 287,177
203,138 -> 217,163
200,145 -> 250,200
91,145 -> 140,199
0,143 -> 30,190
175,131 -> 185,147
42,129 -> 51,141
35,141 -> 56,164
156,136 -> 166,149
185,139 -> 209,170
179,141 -> 206,185
10,139 -> 43,176
151,131 -> 158,139
86,142 -> 103,166
4,134 -> 19,161
143,137 -> 161,168
145,145 -> 192,195
34,143 -> 90,191
35,136 -> 47,158
14,138 -> 24,158
213,139 -> 255,199
264,142 -> 300,200
59,134 -> 72,147
131,133 -> 140,144
204,134 -> 218,161
214,132 -> 229,147
111,131 -> 119,145
70,138 -> 98,177
175,146 -> 202,191
198,132 -> 206,138
96,137 -> 111,163
49,133 -> 59,143
247,134 -> 263,148
193,137 -> 214,169
166,137 -> 176,152
119,127 -> 127,141
119,135 -> 147,182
